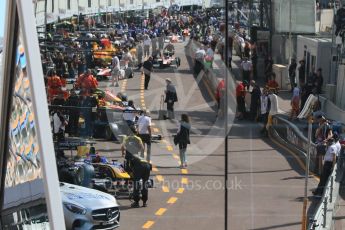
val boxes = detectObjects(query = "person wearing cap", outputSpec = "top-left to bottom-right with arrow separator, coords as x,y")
138,110 -> 152,162
121,127 -> 151,208
123,100 -> 137,129
164,78 -> 178,119
236,81 -> 247,120
313,138 -> 337,196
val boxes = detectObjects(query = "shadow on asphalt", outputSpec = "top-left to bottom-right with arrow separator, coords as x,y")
248,221 -> 301,230
228,119 -> 321,221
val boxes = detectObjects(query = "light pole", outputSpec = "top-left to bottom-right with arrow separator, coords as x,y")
224,0 -> 229,229
301,115 -> 313,230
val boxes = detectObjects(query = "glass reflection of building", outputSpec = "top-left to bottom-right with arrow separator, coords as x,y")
0,1 -> 64,229
2,28 -> 49,229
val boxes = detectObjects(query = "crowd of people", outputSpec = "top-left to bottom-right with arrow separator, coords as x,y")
44,8 -> 226,208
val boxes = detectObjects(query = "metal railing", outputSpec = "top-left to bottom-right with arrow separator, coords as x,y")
308,164 -> 339,230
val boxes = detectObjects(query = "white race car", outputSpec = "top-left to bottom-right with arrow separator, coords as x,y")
60,182 -> 120,230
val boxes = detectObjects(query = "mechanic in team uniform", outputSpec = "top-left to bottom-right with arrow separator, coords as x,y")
121,127 -> 151,208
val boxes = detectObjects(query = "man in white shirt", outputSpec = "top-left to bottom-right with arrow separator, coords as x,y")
265,90 -> 278,131
111,55 -> 120,87
137,110 -> 152,162
53,110 -> 67,141
143,35 -> 151,57
194,46 -> 206,77
122,48 -> 133,69
123,100 -> 137,128
241,57 -> 252,89
313,138 -> 337,196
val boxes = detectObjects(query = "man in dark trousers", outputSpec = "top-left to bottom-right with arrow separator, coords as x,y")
121,127 -> 151,208
143,56 -> 153,90
298,60 -> 306,85
289,59 -> 297,92
65,90 -> 80,136
313,138 -> 337,196
164,78 -> 178,119
249,80 -> 261,121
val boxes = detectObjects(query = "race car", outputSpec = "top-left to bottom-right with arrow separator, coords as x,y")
152,51 -> 181,69
86,154 -> 154,198
60,182 -> 120,230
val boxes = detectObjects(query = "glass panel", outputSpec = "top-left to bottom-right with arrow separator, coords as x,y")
0,0 -> 7,114
2,25 -> 49,228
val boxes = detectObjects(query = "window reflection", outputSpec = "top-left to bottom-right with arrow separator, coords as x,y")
2,25 -> 49,228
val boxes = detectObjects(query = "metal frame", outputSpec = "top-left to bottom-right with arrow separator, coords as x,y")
16,0 -> 66,228
0,1 -> 18,220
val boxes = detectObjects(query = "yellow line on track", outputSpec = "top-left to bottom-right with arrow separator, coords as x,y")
153,128 -> 159,133
167,145 -> 173,151
142,221 -> 155,229
176,188 -> 185,194
155,208 -> 167,216
167,197 -> 178,204
162,186 -> 169,193
173,154 -> 179,160
181,169 -> 188,174
156,175 -> 164,182
181,177 -> 188,185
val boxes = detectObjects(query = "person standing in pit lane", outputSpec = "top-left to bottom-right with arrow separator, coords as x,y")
137,110 -> 152,162
142,56 -> 153,90
164,78 -> 178,120
121,126 -> 150,208
174,114 -> 191,169
313,138 -> 337,196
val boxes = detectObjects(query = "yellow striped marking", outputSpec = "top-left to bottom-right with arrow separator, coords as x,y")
153,128 -> 159,133
142,107 -> 147,110
142,221 -> 155,229
181,169 -> 188,174
167,197 -> 178,204
162,186 -> 169,193
156,175 -> 164,182
176,188 -> 185,194
162,140 -> 168,144
167,145 -> 173,151
151,122 -> 156,126
181,177 -> 188,185
152,167 -> 158,172
173,154 -> 179,160
155,208 -> 167,216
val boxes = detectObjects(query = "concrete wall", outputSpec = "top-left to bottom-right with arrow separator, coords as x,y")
271,34 -> 297,64
319,9 -> 334,32
296,35 -> 333,85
